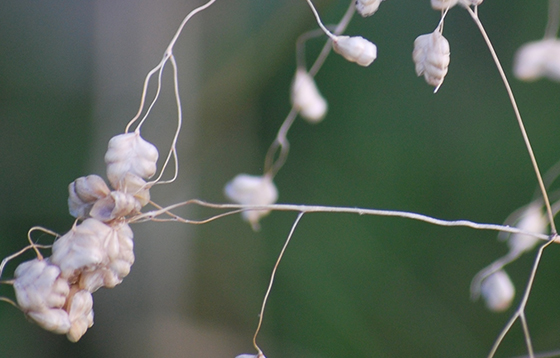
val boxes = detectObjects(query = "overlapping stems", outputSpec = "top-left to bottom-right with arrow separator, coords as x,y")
125,0 -> 217,187
0,0 -> 217,341
0,0 -> 558,355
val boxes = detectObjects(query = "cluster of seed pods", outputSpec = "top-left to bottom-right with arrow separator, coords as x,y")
12,131 -> 158,341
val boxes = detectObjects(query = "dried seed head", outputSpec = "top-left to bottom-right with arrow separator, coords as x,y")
291,69 -> 328,123
224,174 -> 278,230
504,203 -> 547,255
78,222 -> 134,291
333,36 -> 377,67
65,288 -> 94,342
13,259 -> 72,334
116,172 -> 151,207
51,219 -> 114,279
105,132 -> 159,190
14,259 -> 70,312
480,270 -> 515,312
51,219 -> 134,292
89,191 -> 142,222
413,30 -> 450,92
355,0 -> 384,17
27,309 -> 72,334
68,175 -> 111,219
513,39 -> 560,82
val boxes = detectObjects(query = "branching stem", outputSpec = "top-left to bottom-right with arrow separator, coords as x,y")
264,0 -> 355,177
487,236 -> 557,358
466,7 -> 556,235
131,199 -> 552,243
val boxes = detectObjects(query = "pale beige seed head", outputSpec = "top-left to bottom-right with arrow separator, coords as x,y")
413,30 -> 450,91
333,36 -> 377,67
89,191 -> 142,222
505,203 -> 547,255
14,259 -> 70,312
480,270 -> 515,312
356,0 -> 384,17
66,288 -> 94,342
116,172 -> 151,207
514,39 -> 560,82
68,175 -> 111,219
105,132 -> 159,190
224,174 -> 278,230
291,68 -> 328,123
51,219 -> 114,279
13,259 -> 72,334
78,223 -> 134,292
27,309 -> 72,334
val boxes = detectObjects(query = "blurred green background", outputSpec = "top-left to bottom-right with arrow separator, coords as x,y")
1,1 -> 560,357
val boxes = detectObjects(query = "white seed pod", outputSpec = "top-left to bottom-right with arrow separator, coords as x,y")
13,259 -> 72,334
480,270 -> 515,312
503,203 -> 547,255
355,0 -> 383,17
413,30 -> 450,91
66,288 -> 94,342
68,175 -> 111,219
89,191 -> 142,222
430,0 -> 459,10
291,68 -> 328,123
105,132 -> 159,190
513,39 -> 560,82
51,219 -> 114,280
224,174 -> 278,230
78,223 -> 134,291
332,36 -> 377,67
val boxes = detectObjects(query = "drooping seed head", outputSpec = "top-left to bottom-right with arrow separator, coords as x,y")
413,30 -> 450,92
513,39 -> 560,82
65,288 -> 94,342
105,132 -> 159,190
333,35 -> 377,67
224,174 -> 278,231
291,68 -> 328,123
480,270 -> 515,312
13,258 -> 72,334
355,0 -> 384,17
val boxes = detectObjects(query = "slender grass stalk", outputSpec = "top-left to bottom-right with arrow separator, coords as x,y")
466,6 -> 556,235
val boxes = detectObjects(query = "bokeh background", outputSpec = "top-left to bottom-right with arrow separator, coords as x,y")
1,1 -> 560,357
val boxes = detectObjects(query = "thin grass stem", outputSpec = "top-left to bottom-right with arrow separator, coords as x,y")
466,6 -> 556,235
